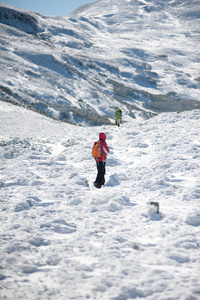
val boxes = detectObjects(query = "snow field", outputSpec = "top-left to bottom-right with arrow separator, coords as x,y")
0,101 -> 200,299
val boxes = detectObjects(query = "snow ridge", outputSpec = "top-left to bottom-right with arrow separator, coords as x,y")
0,4 -> 42,34
0,0 -> 200,125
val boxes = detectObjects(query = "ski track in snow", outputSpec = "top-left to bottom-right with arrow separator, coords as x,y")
0,101 -> 200,299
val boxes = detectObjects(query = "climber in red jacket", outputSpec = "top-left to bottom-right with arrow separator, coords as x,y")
93,132 -> 109,188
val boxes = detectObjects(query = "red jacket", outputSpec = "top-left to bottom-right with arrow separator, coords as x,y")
95,133 -> 109,162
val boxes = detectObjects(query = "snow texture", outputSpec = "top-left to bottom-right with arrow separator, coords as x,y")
0,0 -> 200,299
0,101 -> 200,299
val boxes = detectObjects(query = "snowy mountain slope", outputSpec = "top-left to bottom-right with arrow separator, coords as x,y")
0,100 -> 200,299
0,4 -> 42,34
0,0 -> 200,125
0,1 -> 200,298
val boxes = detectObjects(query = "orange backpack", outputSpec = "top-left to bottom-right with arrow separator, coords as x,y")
92,141 -> 102,158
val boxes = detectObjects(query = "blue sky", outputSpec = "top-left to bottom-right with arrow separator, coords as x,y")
1,0 -> 95,16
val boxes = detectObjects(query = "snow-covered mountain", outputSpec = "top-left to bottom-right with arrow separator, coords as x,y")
0,1 -> 200,299
0,0 -> 200,125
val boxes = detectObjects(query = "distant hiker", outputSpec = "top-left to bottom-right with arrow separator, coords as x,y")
92,132 -> 109,188
115,107 -> 122,127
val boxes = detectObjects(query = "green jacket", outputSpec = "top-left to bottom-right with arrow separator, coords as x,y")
115,108 -> 122,119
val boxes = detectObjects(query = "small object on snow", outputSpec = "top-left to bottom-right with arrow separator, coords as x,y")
133,243 -> 140,250
85,180 -> 89,187
150,202 -> 159,213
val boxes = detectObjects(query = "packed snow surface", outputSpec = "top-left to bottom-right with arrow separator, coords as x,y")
0,101 -> 200,299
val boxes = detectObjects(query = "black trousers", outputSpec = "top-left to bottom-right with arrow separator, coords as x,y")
94,161 -> 106,187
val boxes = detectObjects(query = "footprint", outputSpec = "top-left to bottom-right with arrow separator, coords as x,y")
53,225 -> 77,234
22,265 -> 38,274
29,237 -> 50,247
52,219 -> 77,234
0,274 -> 7,280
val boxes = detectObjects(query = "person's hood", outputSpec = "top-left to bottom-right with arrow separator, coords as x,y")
99,132 -> 106,141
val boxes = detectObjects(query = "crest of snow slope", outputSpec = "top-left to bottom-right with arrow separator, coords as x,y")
0,0 -> 200,125
0,101 -> 200,299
